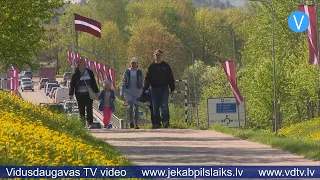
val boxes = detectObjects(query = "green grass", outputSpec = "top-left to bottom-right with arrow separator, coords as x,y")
209,125 -> 320,161
1,92 -> 131,166
153,104 -> 320,161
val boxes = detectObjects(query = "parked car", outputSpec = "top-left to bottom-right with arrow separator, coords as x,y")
46,84 -> 60,96
19,76 -> 30,85
49,87 -> 59,98
39,78 -> 49,89
19,77 -> 32,85
63,100 -> 78,113
22,71 -> 33,79
60,72 -> 72,86
46,80 -> 58,85
63,72 -> 72,80
54,87 -> 69,103
21,81 -> 34,92
44,83 -> 57,93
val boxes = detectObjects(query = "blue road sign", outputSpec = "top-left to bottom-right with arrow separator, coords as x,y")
138,112 -> 144,116
288,11 -> 310,33
216,103 -> 237,113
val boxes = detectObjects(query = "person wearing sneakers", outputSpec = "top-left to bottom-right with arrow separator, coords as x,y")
69,57 -> 99,129
120,57 -> 144,129
142,49 -> 175,129
98,80 -> 115,129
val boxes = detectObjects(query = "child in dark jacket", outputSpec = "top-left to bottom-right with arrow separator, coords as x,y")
98,80 -> 115,129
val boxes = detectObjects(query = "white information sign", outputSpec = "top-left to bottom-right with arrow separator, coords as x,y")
207,97 -> 246,128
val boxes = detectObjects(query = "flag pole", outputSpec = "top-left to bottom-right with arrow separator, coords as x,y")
314,0 -> 320,117
73,13 -> 79,72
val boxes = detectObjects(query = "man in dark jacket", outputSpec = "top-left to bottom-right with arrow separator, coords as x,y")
69,58 -> 99,129
143,49 -> 175,129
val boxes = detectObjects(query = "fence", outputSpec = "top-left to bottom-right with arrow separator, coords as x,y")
0,70 -> 9,90
170,79 -> 189,124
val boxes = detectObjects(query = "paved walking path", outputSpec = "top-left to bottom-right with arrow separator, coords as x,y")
91,128 -> 320,180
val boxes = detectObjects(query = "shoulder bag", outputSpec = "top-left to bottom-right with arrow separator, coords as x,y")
81,71 -> 98,100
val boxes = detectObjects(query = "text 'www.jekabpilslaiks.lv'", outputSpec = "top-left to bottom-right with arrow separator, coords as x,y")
141,167 -> 243,178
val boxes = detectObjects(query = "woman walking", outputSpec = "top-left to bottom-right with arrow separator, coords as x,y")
120,57 -> 144,129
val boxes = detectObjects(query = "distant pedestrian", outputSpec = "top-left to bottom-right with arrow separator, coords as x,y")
143,49 -> 175,129
69,58 -> 99,129
98,80 -> 115,129
120,57 -> 144,129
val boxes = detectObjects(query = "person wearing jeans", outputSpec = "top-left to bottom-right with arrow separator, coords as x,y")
120,57 -> 144,129
69,58 -> 99,129
143,49 -> 175,129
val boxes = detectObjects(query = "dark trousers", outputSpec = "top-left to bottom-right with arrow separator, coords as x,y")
151,86 -> 170,126
149,105 -> 155,125
76,93 -> 93,125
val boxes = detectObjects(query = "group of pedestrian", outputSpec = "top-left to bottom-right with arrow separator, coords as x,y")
69,49 -> 175,130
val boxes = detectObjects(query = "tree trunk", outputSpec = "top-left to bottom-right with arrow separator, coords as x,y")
318,91 -> 320,117
56,48 -> 59,74
307,99 -> 311,120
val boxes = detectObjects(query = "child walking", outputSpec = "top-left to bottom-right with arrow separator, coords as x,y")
98,80 -> 115,129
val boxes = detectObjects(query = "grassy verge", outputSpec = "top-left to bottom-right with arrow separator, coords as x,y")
153,103 -> 320,161
0,91 -> 131,167
210,125 -> 320,161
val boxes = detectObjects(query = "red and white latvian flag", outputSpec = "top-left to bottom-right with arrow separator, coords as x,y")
67,51 -> 72,65
298,5 -> 319,65
109,68 -> 117,90
221,61 -> 243,106
74,14 -> 101,38
103,65 -> 109,81
10,65 -> 19,93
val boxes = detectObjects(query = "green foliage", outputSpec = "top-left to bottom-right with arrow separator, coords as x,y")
238,0 -> 319,129
78,21 -> 126,85
127,18 -> 186,79
127,0 -> 197,48
193,8 -> 249,64
0,0 -> 65,69
6,0 -> 320,133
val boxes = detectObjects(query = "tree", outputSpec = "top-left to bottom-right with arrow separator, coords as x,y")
193,8 -> 249,64
55,1 -> 129,77
0,0 -> 64,69
78,21 -> 127,86
127,0 -> 197,52
238,0 -> 318,129
127,18 -> 186,79
55,3 -> 91,73
88,0 -> 128,38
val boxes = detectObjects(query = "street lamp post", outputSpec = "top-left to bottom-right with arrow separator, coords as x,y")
249,0 -> 277,134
